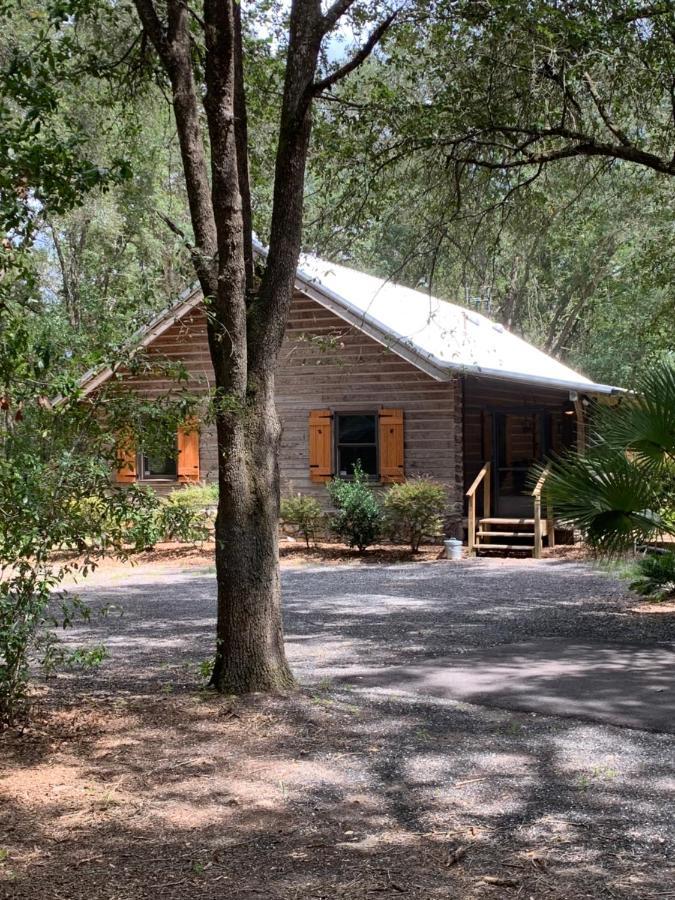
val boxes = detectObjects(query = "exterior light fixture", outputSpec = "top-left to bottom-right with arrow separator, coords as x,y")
563,391 -> 578,416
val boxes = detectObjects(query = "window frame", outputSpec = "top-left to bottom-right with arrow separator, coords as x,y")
334,410 -> 379,481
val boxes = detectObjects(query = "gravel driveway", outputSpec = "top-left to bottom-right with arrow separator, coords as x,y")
50,557 -> 674,898
69,557 -> 674,730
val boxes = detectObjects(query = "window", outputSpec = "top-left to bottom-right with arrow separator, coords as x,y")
309,408 -> 404,484
335,412 -> 378,478
138,444 -> 177,480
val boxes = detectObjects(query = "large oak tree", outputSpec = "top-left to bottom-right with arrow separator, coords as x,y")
129,0 -> 398,692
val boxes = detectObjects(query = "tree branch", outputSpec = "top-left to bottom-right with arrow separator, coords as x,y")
583,71 -> 632,147
132,0 -> 167,57
312,10 -> 399,95
133,0 -> 217,287
426,125 -> 675,176
322,0 -> 356,32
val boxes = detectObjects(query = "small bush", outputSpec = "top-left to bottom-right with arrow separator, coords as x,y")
164,483 -> 218,512
68,485 -> 163,551
327,461 -> 382,552
383,478 -> 447,552
280,494 -> 324,548
629,551 -> 675,600
157,501 -> 210,544
160,484 -> 216,543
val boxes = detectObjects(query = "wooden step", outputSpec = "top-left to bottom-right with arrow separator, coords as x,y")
476,531 -> 533,538
476,543 -> 535,551
479,517 -> 535,525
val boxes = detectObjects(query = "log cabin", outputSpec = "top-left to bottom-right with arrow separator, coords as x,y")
78,241 -> 620,556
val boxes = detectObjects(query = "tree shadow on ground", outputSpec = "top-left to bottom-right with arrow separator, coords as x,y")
1,685 -> 672,899
1,560 -> 673,898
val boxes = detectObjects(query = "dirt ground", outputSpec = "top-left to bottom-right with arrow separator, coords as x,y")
54,537 -> 590,584
1,556 -> 673,899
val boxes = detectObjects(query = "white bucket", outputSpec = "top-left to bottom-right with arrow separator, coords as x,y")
444,538 -> 463,561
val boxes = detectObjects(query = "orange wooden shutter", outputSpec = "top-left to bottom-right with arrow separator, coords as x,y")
309,409 -> 333,482
177,419 -> 200,483
379,408 -> 405,483
115,431 -> 137,483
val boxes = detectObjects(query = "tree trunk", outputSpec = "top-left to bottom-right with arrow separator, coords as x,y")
131,0 -> 396,694
210,373 -> 293,692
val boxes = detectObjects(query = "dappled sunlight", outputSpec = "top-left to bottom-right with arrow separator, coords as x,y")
3,558 -> 672,897
2,684 -> 673,898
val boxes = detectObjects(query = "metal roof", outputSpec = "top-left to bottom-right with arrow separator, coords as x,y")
292,248 -> 618,395
76,239 -> 619,397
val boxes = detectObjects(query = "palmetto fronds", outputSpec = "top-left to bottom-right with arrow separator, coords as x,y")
629,552 -> 675,600
545,361 -> 675,554
594,364 -> 675,472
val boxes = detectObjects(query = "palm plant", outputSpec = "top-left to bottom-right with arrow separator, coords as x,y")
543,361 -> 675,554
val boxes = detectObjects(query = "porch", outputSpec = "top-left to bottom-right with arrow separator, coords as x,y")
461,375 -> 585,556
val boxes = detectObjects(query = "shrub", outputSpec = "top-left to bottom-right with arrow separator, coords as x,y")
164,483 -> 218,512
67,484 -> 163,551
0,457 -> 163,725
383,478 -> 447,552
280,494 -> 324,548
157,501 -> 210,544
160,484 -> 217,543
629,551 -> 675,600
327,461 -> 382,552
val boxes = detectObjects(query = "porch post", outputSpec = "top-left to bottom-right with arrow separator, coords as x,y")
574,397 -> 587,453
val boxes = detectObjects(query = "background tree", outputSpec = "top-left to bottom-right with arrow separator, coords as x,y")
303,0 -> 675,385
381,0 -> 675,176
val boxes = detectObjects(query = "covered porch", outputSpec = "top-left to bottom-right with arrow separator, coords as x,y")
461,375 -> 586,556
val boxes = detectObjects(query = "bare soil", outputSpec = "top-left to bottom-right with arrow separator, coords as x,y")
55,537 -> 590,583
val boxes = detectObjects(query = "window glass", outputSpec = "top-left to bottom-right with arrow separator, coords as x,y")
336,413 -> 378,478
338,414 -> 377,444
141,450 -> 177,479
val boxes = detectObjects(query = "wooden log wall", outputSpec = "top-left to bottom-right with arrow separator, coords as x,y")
107,292 -> 465,525
462,375 -> 575,495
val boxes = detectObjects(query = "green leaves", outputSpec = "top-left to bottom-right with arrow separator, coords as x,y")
544,361 -> 675,554
327,461 -> 383,552
382,478 -> 446,553
629,551 -> 675,600
280,494 -> 324,549
596,364 -> 675,471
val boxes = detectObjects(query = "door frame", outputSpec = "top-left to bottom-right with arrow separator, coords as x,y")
490,406 -> 551,516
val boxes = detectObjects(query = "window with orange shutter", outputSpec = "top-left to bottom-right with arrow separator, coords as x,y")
308,408 -> 405,484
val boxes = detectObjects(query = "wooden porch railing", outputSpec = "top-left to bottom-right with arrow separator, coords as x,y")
466,461 -> 491,556
532,465 -> 554,559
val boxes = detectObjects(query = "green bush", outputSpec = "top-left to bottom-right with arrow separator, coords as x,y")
157,501 -> 210,544
629,551 -> 675,600
68,484 -> 163,551
280,494 -> 324,548
70,484 -> 214,550
164,483 -> 218,512
159,484 -> 216,543
383,478 -> 447,552
327,461 -> 382,552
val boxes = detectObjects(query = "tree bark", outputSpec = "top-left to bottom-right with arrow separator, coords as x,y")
210,373 -> 293,691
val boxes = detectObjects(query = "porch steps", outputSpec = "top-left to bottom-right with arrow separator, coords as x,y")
474,543 -> 534,552
473,516 -> 545,557
479,518 -> 535,525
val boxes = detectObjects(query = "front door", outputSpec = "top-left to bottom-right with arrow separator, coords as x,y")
494,412 -> 549,517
